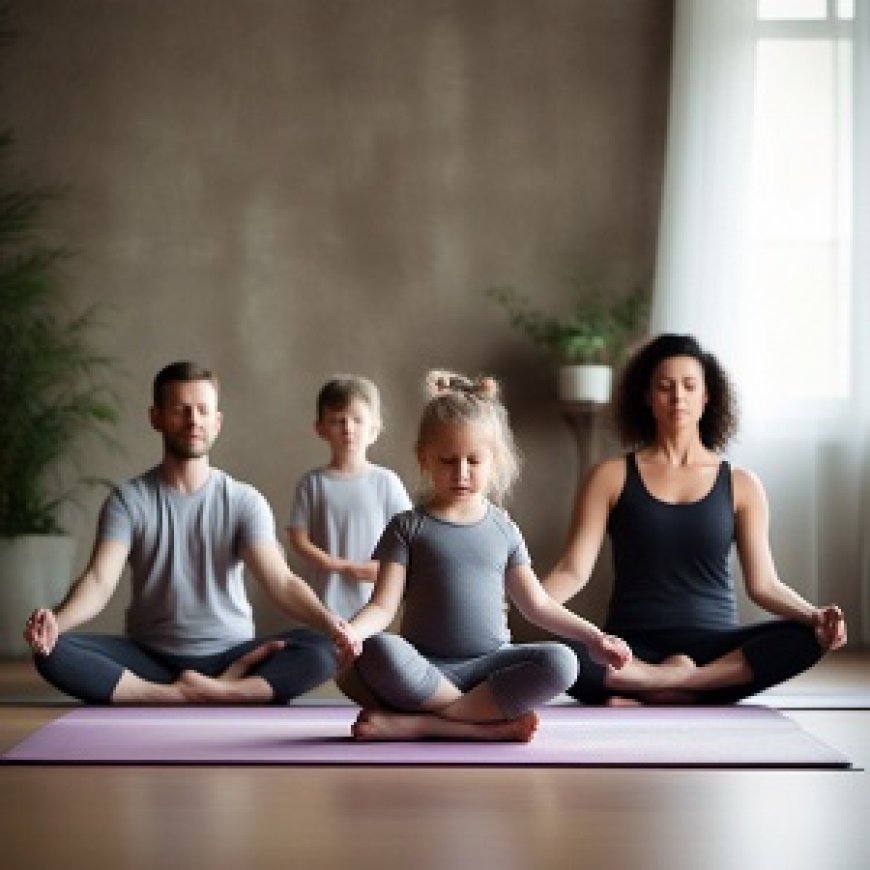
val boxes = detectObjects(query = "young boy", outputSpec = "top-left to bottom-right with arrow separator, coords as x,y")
287,375 -> 412,620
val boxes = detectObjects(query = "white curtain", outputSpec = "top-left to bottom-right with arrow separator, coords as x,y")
652,0 -> 870,643
855,1 -> 870,645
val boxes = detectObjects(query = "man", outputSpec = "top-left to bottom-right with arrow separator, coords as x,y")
24,361 -> 356,704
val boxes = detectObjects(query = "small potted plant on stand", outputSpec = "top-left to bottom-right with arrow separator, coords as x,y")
0,130 -> 121,657
487,280 -> 650,404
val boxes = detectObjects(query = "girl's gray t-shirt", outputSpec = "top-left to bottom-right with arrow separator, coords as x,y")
373,504 -> 531,659
98,467 -> 276,655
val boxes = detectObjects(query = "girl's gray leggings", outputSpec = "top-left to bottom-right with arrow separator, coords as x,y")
355,632 -> 579,719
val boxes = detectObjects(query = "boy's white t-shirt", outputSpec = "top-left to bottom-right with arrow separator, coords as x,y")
288,464 -> 412,619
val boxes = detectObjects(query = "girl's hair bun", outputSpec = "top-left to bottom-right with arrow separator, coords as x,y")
424,370 -> 499,401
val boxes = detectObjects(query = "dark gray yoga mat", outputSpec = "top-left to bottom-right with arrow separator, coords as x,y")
1,705 -> 850,768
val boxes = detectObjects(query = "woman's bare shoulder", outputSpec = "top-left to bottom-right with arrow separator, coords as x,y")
730,464 -> 767,508
584,455 -> 628,498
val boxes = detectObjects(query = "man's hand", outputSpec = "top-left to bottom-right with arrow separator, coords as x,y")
330,618 -> 363,669
24,608 -> 59,656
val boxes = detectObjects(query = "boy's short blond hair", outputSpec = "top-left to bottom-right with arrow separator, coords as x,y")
316,375 -> 381,423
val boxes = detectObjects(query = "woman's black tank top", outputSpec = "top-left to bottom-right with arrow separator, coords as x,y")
605,453 -> 738,632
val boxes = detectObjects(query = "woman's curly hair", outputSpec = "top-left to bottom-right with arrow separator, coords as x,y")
612,334 -> 739,451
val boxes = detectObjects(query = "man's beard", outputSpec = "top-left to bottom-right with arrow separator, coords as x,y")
163,433 -> 212,460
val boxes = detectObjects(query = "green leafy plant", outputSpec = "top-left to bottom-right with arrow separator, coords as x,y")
487,280 -> 650,365
0,130 -> 121,535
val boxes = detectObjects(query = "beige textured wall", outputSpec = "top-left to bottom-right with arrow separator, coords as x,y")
1,0 -> 672,637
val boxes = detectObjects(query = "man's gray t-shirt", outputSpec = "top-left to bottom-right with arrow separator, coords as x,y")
373,504 -> 531,659
98,467 -> 276,655
288,465 -> 411,619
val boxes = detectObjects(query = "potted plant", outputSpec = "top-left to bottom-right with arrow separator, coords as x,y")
0,129 -> 121,656
487,280 -> 650,403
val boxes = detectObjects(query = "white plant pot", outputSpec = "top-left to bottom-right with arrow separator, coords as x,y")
558,364 -> 612,403
0,535 -> 76,658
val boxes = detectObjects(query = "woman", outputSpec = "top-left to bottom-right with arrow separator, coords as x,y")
544,333 -> 847,705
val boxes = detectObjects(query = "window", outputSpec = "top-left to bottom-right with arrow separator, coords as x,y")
744,0 -> 854,412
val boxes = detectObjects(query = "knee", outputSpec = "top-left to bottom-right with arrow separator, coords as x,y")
783,620 -> 824,667
286,629 -> 339,678
354,634 -> 436,710
765,620 -> 822,665
743,620 -> 823,687
356,633 -> 405,680
33,634 -> 72,680
538,642 -> 579,694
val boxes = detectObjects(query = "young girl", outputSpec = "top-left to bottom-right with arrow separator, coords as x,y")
335,370 -> 631,742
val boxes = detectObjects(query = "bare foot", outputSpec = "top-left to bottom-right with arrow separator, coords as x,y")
606,653 -> 696,694
176,670 -> 274,703
605,696 -> 643,707
351,709 -> 540,743
220,640 -> 285,681
661,654 -> 696,676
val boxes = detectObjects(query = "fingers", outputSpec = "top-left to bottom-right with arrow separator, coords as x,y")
24,609 -> 55,655
332,625 -> 362,670
332,620 -> 362,653
333,637 -> 358,670
828,616 -> 847,650
815,606 -> 847,651
334,633 -> 361,662
597,634 -> 631,670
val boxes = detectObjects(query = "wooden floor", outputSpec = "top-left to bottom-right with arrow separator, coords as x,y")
1,652 -> 869,870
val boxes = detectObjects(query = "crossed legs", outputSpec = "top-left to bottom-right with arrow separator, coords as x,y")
346,634 -> 578,742
35,628 -> 337,704
565,620 -> 824,705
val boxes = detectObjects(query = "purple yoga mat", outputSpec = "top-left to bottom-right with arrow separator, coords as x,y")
1,704 -> 849,768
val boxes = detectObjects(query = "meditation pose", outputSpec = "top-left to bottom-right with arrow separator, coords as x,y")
335,370 -> 631,742
287,375 -> 412,620
24,361 -> 353,704
544,333 -> 847,705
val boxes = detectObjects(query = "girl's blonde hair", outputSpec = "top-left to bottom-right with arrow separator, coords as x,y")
416,369 -> 521,504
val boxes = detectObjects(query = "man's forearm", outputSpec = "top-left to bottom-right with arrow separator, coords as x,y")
273,572 -> 338,634
54,572 -> 114,633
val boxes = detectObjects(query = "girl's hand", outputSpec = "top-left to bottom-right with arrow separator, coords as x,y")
812,605 -> 847,651
23,608 -> 59,656
590,632 -> 632,670
330,619 -> 363,669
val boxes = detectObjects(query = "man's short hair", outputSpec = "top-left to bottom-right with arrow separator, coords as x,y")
152,362 -> 220,407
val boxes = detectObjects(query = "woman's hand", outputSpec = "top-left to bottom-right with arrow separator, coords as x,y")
812,605 -> 847,651
23,608 -> 59,656
590,632 -> 633,670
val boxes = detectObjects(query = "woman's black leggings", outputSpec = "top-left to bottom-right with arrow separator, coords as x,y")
34,628 -> 337,704
564,619 -> 824,705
